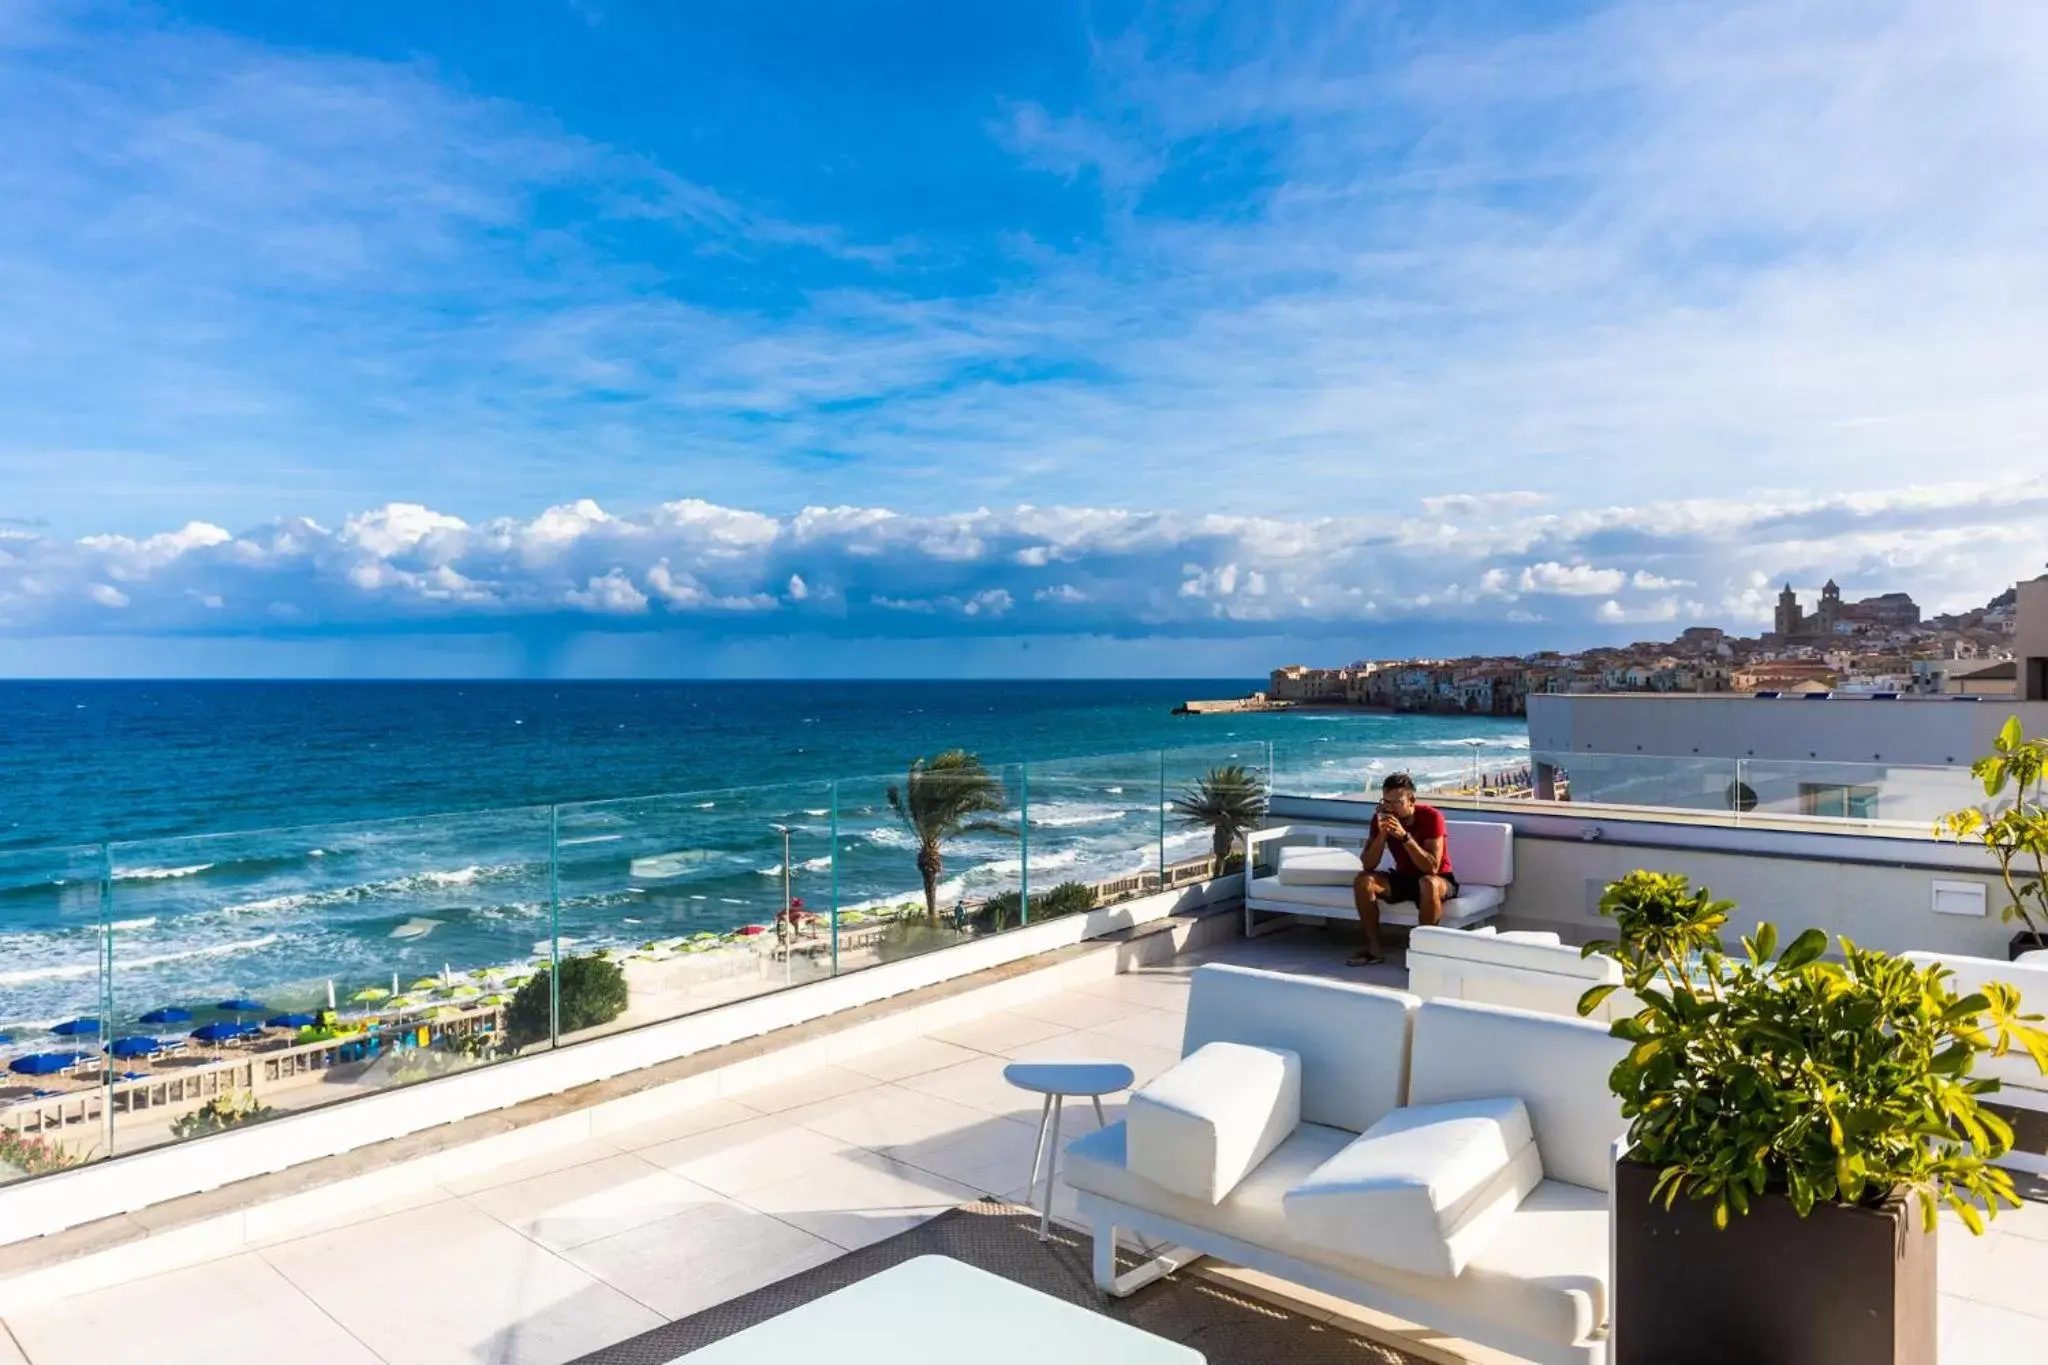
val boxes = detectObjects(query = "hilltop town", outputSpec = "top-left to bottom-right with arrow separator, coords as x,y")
1246,582 -> 2024,717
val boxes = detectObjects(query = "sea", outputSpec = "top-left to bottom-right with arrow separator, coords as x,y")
0,681 -> 1524,1031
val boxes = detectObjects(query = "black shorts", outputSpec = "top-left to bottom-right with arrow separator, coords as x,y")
1380,871 -> 1457,905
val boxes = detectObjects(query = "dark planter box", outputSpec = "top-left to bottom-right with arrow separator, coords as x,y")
1614,1157 -> 1935,1365
2008,930 -> 2048,961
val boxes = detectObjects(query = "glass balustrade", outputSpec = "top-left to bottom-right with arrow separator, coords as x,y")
1162,741 -> 1274,890
101,807 -> 553,1159
0,736 -> 2010,1187
0,844 -> 109,1185
553,782 -> 840,1040
1022,750 -> 1170,915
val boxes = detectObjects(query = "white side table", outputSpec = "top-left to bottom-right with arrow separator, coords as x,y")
1003,1060 -> 1135,1239
673,1254 -> 1203,1362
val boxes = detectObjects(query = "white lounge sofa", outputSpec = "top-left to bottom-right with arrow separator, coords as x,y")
1902,948 -> 2048,1176
1407,925 -> 1636,1022
1065,963 -> 1628,1365
1243,820 -> 1515,938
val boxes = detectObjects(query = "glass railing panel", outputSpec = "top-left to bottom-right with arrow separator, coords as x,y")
1021,749 -> 1169,915
1529,751 -> 1744,815
101,806 -> 552,1158
551,782 -> 839,1041
831,754 -> 1015,968
1736,759 -> 1986,828
0,843 -> 110,1184
1163,742 -> 1273,888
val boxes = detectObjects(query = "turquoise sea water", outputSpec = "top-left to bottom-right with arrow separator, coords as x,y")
0,681 -> 1522,1030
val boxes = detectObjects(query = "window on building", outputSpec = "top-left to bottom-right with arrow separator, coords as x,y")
1798,783 -> 1880,820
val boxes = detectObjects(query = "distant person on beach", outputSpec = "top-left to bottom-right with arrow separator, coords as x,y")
1349,772 -> 1456,966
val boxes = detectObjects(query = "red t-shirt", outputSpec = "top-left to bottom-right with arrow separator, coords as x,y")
1388,803 -> 1453,878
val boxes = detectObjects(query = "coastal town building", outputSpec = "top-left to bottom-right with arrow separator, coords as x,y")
1264,577 -> 2029,717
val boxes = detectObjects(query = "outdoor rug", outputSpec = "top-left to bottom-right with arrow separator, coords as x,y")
570,1198 -> 1429,1363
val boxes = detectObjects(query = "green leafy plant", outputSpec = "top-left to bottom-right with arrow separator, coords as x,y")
887,751 -> 1014,926
504,954 -> 629,1047
169,1091 -> 275,1140
1579,869 -> 2048,1233
976,879 -> 1099,932
1171,764 -> 1269,875
1936,715 -> 2048,945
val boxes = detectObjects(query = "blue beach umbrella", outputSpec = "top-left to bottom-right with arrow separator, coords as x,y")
109,1036 -> 166,1060
190,1021 -> 260,1044
139,1007 -> 192,1025
266,1012 -> 319,1029
48,1018 -> 100,1037
215,998 -> 266,1014
0,1032 -> 13,1045
9,1051 -> 91,1076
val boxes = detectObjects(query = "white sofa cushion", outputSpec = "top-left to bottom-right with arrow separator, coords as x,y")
1276,845 -> 1362,886
1065,1122 -> 1608,1349
1408,1000 -> 1630,1192
1246,875 -> 1503,927
1180,965 -> 1416,1134
1285,1097 -> 1543,1277
1126,1041 -> 1301,1204
1441,819 -> 1514,887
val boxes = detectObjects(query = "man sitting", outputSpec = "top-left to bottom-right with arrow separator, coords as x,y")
1349,771 -> 1457,966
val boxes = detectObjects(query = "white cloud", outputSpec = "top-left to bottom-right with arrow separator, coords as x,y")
1422,492 -> 1551,518
3,477 -> 2040,640
566,569 -> 648,615
1517,563 -> 1626,597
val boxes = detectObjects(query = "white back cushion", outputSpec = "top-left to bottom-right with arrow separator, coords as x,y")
1902,951 -> 2048,1014
1126,1042 -> 1301,1204
1444,819 -> 1514,887
1406,928 -> 1631,1022
1182,964 -> 1417,1133
1408,999 -> 1629,1192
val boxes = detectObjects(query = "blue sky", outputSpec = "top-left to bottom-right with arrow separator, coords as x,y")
3,0 -> 2046,676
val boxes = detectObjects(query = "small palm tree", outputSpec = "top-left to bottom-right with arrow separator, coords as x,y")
887,750 -> 1014,926
1172,764 -> 1269,874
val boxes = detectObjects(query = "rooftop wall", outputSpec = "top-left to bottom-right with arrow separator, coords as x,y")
1527,692 -> 2048,766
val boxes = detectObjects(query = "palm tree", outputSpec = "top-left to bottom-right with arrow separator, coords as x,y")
887,750 -> 1014,926
1172,764 -> 1269,875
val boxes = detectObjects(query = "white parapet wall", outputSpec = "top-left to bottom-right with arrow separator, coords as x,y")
0,874 -> 1240,1255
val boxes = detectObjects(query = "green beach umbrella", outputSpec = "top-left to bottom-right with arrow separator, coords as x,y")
350,986 -> 391,1003
450,985 -> 481,999
409,977 -> 441,991
481,993 -> 512,1006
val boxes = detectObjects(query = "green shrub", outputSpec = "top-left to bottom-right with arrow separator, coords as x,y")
1034,881 -> 1098,918
505,954 -> 629,1047
1582,869 -> 2048,1233
169,1091 -> 274,1140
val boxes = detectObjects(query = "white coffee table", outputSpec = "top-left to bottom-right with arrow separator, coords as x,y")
671,1254 -> 1203,1363
1003,1060 -> 1135,1239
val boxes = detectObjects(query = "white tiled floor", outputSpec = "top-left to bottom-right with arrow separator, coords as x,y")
6,927 -> 2046,1364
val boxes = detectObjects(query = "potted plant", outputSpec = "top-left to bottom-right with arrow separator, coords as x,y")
1579,870 -> 2048,1364
1935,715 -> 2048,958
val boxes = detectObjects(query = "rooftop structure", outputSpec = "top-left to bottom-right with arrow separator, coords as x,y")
2,727 -> 2045,1363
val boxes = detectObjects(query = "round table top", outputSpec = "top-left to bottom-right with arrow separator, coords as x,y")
1001,1060 -> 1136,1097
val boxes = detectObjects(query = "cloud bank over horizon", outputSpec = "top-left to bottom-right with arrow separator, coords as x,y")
5,481 -> 2040,667
4,2 -> 2046,675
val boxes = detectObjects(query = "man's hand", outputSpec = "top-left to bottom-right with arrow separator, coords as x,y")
1374,811 -> 1404,841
